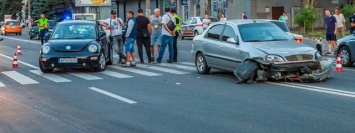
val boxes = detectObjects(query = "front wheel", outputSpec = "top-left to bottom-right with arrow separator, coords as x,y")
339,47 -> 352,67
94,52 -> 106,71
39,60 -> 53,73
195,53 -> 211,74
194,31 -> 199,37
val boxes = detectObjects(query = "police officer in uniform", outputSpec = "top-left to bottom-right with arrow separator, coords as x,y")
349,12 -> 355,34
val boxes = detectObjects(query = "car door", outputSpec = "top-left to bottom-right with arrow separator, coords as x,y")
219,24 -> 242,71
98,24 -> 109,60
181,18 -> 192,36
190,18 -> 199,34
202,24 -> 225,67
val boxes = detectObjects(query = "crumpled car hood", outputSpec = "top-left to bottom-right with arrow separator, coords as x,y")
246,40 -> 316,56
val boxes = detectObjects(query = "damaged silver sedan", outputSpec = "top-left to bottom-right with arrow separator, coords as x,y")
191,20 -> 333,83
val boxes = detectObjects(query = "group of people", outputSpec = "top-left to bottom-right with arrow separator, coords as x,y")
324,8 -> 347,55
101,8 -> 181,67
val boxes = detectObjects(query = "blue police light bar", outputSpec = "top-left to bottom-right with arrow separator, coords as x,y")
66,16 -> 70,19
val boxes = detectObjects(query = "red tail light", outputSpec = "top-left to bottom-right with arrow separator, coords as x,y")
295,38 -> 303,43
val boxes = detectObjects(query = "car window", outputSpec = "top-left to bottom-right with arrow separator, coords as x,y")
269,21 -> 290,32
191,18 -> 197,24
221,25 -> 237,41
206,24 -> 224,40
6,21 -> 20,25
183,18 -> 192,25
238,23 -> 291,42
48,21 -> 56,28
210,18 -> 219,22
51,24 -> 97,40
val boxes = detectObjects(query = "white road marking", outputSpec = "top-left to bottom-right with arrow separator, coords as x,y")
178,62 -> 195,66
29,70 -> 71,83
344,68 -> 355,72
0,36 -> 40,44
109,66 -> 161,76
0,81 -> 5,87
88,87 -> 137,104
267,82 -> 355,98
68,72 -> 103,80
136,64 -> 188,74
159,63 -> 196,71
2,71 -> 39,85
0,53 -> 39,69
99,70 -> 133,78
284,82 -> 355,95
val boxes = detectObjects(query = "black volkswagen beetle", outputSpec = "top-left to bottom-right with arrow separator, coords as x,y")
39,20 -> 113,73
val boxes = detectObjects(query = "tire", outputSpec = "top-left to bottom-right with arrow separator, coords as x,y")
94,52 -> 106,71
181,36 -> 185,40
37,34 -> 40,40
339,46 -> 352,67
30,35 -> 33,39
19,33 -> 21,36
39,59 -> 53,73
194,31 -> 199,37
107,44 -> 114,65
195,53 -> 211,74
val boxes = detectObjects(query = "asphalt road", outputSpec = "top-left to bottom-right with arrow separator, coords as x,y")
0,29 -> 354,133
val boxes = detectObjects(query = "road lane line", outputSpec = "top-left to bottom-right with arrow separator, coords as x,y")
159,63 -> 196,71
109,66 -> 161,76
2,71 -> 39,85
0,82 -> 5,87
267,82 -> 355,98
0,53 -> 39,69
68,72 -> 103,80
0,36 -> 40,44
29,70 -> 71,83
344,68 -> 355,72
99,70 -> 133,78
178,62 -> 195,66
284,82 -> 355,95
88,87 -> 137,104
136,64 -> 188,74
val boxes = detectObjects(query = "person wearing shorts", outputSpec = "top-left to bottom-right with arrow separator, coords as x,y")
123,11 -> 137,67
150,8 -> 162,61
325,10 -> 337,55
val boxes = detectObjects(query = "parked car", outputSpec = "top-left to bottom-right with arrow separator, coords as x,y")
39,20 -> 113,73
48,20 -> 56,33
1,20 -> 22,35
191,19 -> 333,82
335,33 -> 355,67
262,19 -> 303,43
180,16 -> 219,39
29,20 -> 40,39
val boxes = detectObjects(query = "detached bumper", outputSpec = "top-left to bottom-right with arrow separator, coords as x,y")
299,58 -> 333,82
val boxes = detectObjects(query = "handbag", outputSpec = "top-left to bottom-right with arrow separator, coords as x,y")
167,14 -> 176,31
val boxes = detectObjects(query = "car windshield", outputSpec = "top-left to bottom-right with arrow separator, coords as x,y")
6,21 -> 20,25
239,23 -> 291,42
269,21 -> 290,32
51,24 -> 96,40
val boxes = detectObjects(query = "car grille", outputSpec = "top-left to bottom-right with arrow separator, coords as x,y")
285,54 -> 313,62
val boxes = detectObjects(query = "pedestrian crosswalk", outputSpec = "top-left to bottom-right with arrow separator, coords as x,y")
0,62 -> 196,87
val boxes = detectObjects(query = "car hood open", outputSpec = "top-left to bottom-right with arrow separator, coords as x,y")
246,40 -> 316,56
49,39 -> 94,52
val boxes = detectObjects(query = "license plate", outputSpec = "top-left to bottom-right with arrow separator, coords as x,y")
11,26 -> 16,28
58,58 -> 78,63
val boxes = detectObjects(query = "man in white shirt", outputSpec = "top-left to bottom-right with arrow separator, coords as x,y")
101,10 -> 126,64
156,8 -> 176,63
202,14 -> 211,30
334,8 -> 346,38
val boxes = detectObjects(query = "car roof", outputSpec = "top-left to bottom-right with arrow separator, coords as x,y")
216,19 -> 273,25
57,20 -> 96,25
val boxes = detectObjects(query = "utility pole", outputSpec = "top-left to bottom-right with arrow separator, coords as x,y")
28,0 -> 31,30
146,0 -> 150,17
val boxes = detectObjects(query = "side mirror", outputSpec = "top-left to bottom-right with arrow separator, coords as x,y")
227,37 -> 239,44
99,31 -> 106,37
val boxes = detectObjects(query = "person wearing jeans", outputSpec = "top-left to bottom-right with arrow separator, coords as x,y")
171,9 -> 181,62
38,13 -> 49,45
157,8 -> 176,63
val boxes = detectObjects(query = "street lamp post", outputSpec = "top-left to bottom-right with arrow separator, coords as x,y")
146,0 -> 150,17
28,0 -> 31,30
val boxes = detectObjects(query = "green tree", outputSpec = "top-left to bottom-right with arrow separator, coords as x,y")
25,0 -> 74,21
294,5 -> 319,32
341,4 -> 355,19
0,0 -> 24,20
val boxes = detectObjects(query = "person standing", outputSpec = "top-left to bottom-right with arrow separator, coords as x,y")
38,13 -> 49,45
325,10 -> 337,55
334,8 -> 346,38
157,8 -> 176,63
171,9 -> 181,62
202,14 -> 211,30
220,13 -> 227,21
349,12 -> 355,34
123,11 -> 137,67
101,10 -> 126,65
242,12 -> 248,19
136,9 -> 154,64
279,12 -> 288,23
150,8 -> 162,62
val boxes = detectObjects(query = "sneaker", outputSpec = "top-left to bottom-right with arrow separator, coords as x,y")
151,57 -> 155,61
150,61 -> 157,64
131,62 -> 136,67
326,52 -> 331,55
122,63 -> 131,67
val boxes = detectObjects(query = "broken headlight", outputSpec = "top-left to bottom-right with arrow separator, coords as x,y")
315,51 -> 322,60
266,55 -> 285,63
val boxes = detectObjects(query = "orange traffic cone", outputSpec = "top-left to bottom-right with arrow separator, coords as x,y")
17,44 -> 22,55
11,53 -> 19,68
334,54 -> 345,72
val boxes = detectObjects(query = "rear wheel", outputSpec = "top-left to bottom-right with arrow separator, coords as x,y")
94,52 -> 106,71
195,53 -> 211,74
194,31 -> 199,37
39,59 -> 53,73
339,46 -> 352,67
19,33 -> 21,36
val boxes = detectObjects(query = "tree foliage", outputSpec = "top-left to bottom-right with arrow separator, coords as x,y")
294,5 -> 319,29
25,0 -> 74,21
341,4 -> 355,19
0,0 -> 25,20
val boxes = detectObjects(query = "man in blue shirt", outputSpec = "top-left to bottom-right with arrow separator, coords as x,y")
123,11 -> 137,67
349,12 -> 355,34
324,10 -> 337,55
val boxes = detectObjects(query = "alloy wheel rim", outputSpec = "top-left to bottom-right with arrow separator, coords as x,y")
340,50 -> 349,64
197,56 -> 204,71
100,53 -> 106,69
